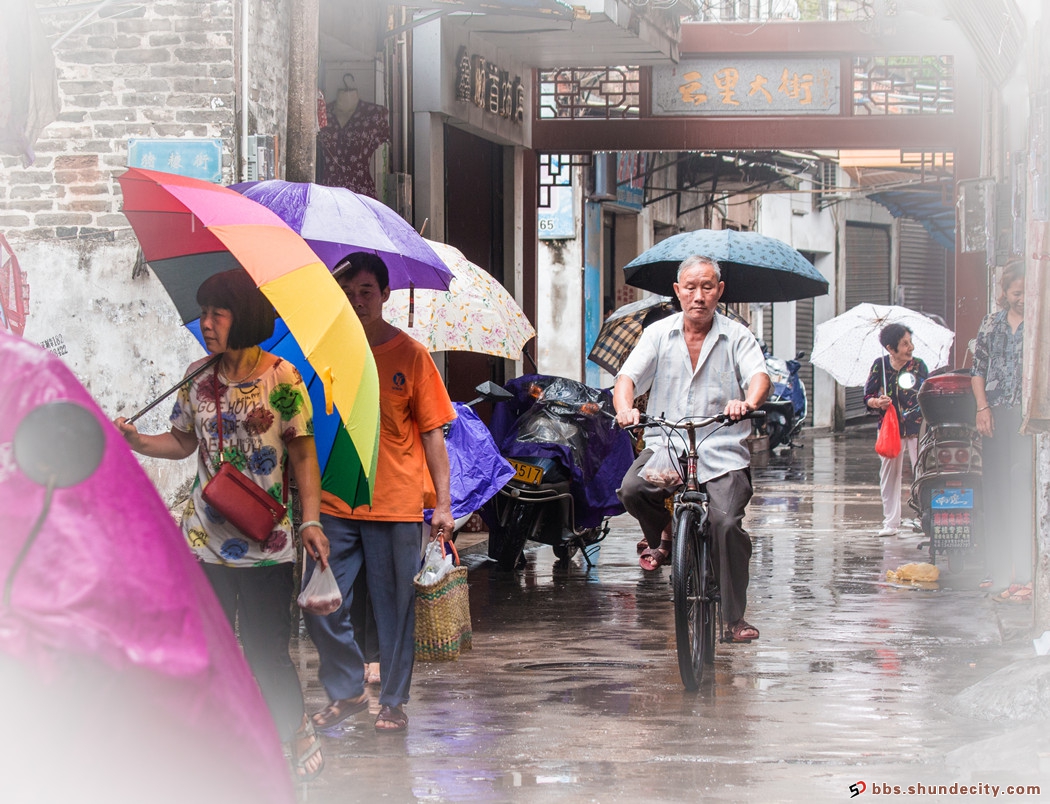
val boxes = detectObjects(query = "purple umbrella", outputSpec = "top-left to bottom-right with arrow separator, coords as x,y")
231,179 -> 452,291
0,331 -> 295,804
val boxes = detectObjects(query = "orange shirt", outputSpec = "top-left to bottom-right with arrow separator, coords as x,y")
321,331 -> 455,522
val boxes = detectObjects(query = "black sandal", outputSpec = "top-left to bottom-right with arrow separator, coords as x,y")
291,720 -> 324,782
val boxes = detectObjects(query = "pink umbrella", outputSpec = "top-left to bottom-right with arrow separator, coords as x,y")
0,331 -> 295,804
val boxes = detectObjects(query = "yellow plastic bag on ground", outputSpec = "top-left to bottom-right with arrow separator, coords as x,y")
886,562 -> 940,584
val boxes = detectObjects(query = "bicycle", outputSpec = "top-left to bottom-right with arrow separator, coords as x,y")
625,410 -> 765,690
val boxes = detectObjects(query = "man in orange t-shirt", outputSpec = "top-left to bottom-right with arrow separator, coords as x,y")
303,253 -> 455,734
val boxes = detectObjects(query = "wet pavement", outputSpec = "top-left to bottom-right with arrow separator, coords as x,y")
293,427 -> 1046,803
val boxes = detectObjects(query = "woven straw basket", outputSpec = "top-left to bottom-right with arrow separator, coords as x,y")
414,561 -> 472,662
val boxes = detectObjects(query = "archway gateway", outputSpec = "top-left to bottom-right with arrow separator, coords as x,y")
530,20 -> 985,353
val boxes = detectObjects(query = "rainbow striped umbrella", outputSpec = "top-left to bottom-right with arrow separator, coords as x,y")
117,167 -> 378,506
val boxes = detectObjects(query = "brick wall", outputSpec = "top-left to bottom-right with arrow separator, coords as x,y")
1,1 -> 239,236
0,0 -> 295,506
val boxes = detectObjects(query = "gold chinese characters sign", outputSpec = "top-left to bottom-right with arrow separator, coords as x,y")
455,46 -> 525,125
652,58 -> 839,116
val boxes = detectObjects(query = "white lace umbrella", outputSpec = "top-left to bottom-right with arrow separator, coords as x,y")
385,240 -> 535,360
810,303 -> 955,386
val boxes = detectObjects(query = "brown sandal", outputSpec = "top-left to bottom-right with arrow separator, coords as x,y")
374,704 -> 408,732
311,692 -> 369,729
638,540 -> 671,571
725,620 -> 760,643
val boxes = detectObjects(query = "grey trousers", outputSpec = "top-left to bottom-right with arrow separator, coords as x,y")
619,449 -> 755,624
982,405 -> 1034,587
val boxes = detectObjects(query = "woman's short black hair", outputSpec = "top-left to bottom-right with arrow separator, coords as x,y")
196,269 -> 276,350
333,252 -> 390,291
879,322 -> 912,351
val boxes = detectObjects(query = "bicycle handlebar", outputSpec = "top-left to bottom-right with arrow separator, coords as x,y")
617,409 -> 766,432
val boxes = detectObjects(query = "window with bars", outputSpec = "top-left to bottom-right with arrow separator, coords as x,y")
852,55 -> 954,115
537,68 -> 640,120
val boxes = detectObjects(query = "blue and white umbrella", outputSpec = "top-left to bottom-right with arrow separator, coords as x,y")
623,229 -> 829,303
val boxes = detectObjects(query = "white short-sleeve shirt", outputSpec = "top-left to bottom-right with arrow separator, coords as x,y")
617,311 -> 768,483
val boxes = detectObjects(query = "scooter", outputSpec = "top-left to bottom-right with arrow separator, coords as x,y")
478,375 -> 636,570
908,370 -> 982,568
760,348 -> 807,449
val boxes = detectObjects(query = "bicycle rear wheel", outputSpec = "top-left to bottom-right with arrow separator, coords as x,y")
673,509 -> 716,690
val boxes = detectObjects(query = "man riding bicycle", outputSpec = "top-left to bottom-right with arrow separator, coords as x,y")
613,255 -> 771,644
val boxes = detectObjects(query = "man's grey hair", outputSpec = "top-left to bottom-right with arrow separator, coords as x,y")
677,254 -> 721,283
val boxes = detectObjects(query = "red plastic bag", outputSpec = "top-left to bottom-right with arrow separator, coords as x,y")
875,404 -> 902,458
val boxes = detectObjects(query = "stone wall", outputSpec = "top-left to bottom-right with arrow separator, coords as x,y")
1,1 -> 294,505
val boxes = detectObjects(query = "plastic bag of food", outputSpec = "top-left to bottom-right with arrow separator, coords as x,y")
639,448 -> 682,489
886,562 -> 939,584
297,563 -> 342,615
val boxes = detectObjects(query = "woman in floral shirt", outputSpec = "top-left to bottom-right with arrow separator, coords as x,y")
116,270 -> 330,782
971,261 -> 1032,602
864,323 -> 928,537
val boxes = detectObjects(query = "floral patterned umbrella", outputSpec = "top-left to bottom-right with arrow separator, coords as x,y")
385,240 -> 535,360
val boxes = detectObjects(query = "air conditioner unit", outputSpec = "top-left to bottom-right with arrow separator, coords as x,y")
815,161 -> 845,209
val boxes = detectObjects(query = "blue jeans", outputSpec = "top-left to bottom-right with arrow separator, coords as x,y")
303,515 -> 421,709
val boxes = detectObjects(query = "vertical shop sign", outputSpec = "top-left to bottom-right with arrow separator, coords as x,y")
616,153 -> 645,210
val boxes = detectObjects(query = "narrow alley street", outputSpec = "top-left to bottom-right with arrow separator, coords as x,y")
293,427 -> 1043,803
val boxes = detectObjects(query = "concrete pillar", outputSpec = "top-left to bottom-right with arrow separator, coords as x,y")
1036,436 -> 1050,631
285,0 -> 319,182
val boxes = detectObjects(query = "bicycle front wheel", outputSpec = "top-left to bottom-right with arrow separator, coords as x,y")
672,508 -> 716,690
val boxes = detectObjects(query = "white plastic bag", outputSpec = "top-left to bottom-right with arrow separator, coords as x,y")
297,563 -> 342,616
639,448 -> 682,489
417,540 -> 454,586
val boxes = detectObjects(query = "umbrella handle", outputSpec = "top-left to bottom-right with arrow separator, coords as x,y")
126,354 -> 220,424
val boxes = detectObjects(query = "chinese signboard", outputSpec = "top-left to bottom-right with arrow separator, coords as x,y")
617,152 -> 645,210
652,58 -> 840,116
127,138 -> 223,182
931,487 -> 974,549
454,46 -> 525,125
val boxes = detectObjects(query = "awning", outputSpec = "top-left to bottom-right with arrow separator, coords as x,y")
867,182 -> 956,251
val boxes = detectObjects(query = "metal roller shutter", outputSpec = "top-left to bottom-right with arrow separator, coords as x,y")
795,295 -> 815,425
898,219 -> 949,323
844,223 -> 891,420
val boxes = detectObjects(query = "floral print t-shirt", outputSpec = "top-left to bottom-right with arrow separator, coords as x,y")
170,357 -> 313,567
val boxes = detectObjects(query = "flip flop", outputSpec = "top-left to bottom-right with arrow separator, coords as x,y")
374,704 -> 408,733
994,583 -> 1032,603
311,692 -> 369,729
